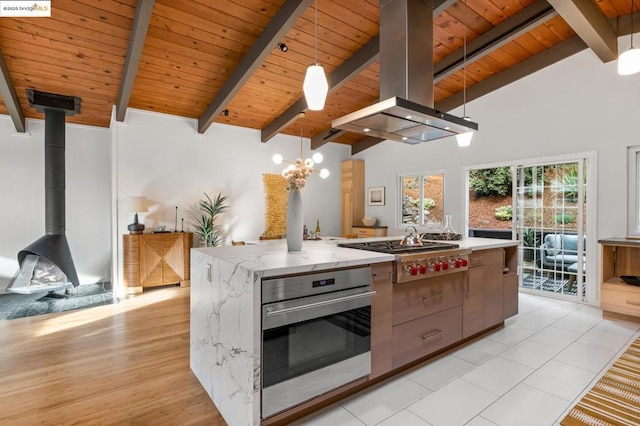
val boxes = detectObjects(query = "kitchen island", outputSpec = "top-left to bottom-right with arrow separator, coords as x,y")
190,237 -> 518,426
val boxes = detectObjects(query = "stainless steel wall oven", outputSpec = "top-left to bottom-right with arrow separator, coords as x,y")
261,266 -> 374,418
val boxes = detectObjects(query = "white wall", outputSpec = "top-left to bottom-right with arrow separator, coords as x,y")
113,109 -> 350,292
0,115 -> 111,290
355,48 -> 640,241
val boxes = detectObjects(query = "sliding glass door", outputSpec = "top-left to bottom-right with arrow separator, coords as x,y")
515,160 -> 587,301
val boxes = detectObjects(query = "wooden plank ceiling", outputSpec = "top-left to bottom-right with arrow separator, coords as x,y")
0,0 -> 637,152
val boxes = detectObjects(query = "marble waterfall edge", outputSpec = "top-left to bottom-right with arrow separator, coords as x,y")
190,250 -> 260,425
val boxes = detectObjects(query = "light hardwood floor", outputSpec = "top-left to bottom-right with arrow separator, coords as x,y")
0,287 -> 225,425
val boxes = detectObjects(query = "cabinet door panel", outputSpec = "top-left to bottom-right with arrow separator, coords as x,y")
162,234 -> 184,284
370,262 -> 393,379
482,250 -> 504,328
503,273 -> 518,319
463,266 -> 485,338
139,234 -> 163,287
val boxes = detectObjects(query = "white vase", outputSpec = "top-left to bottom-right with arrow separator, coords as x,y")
286,188 -> 303,252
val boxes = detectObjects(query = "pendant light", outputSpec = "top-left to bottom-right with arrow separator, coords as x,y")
618,0 -> 640,76
303,0 -> 328,110
457,0 -> 474,147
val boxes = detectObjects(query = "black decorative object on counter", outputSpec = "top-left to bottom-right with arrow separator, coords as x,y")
620,276 -> 640,286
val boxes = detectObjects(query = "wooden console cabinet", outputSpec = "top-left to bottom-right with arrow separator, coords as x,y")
123,232 -> 193,294
600,238 -> 640,322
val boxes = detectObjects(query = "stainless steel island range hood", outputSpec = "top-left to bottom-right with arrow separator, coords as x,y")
332,0 -> 478,145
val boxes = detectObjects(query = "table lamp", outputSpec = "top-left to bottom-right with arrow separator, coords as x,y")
127,196 -> 148,234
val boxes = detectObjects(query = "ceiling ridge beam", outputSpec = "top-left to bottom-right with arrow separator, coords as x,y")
547,0 -> 617,63
434,0 -> 557,83
262,35 -> 380,144
116,0 -> 155,122
199,0 -> 313,134
434,36 -> 587,112
0,47 -> 25,133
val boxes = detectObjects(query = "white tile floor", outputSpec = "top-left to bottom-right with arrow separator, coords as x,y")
292,292 -> 640,426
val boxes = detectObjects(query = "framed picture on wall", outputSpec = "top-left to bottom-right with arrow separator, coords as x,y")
368,187 -> 385,206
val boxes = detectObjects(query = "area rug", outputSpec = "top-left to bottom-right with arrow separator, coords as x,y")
522,273 -> 574,295
560,336 -> 640,425
0,282 -> 114,320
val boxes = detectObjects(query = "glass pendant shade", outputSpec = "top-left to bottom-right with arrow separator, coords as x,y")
303,64 -> 328,111
618,47 -> 640,75
456,131 -> 473,147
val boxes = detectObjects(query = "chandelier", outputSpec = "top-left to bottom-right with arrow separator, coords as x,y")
272,116 -> 329,190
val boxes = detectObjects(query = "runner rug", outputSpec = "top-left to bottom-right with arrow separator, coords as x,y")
560,336 -> 640,425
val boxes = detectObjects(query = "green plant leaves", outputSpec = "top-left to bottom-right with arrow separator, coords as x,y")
194,192 -> 228,247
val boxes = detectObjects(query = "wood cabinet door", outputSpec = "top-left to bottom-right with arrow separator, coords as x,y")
463,266 -> 485,338
482,250 -> 505,329
342,191 -> 353,235
370,262 -> 393,379
161,233 -> 185,284
138,234 -> 163,287
503,273 -> 519,319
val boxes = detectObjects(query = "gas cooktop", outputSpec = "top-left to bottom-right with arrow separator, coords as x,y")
338,239 -> 459,254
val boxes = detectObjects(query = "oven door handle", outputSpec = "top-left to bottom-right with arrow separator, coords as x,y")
266,291 -> 376,317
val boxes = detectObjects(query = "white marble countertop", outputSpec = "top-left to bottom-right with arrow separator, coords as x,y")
193,239 -> 395,278
192,237 -> 518,278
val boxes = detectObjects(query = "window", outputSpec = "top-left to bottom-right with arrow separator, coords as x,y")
399,172 -> 444,227
628,146 -> 640,236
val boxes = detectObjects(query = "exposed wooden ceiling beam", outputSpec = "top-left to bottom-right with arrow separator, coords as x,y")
435,36 -> 587,112
435,0 -> 557,83
0,48 -> 25,133
116,0 -> 155,122
351,136 -> 386,155
310,129 -> 346,150
199,0 -> 313,134
262,35 -> 380,144
547,0 -> 617,63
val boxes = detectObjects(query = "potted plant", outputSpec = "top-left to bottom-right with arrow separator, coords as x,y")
194,192 -> 228,247
522,228 -> 539,263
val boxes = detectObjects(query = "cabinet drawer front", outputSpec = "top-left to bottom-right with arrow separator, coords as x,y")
392,306 -> 462,368
353,227 -> 375,237
468,248 -> 503,269
392,274 -> 463,326
601,283 -> 640,317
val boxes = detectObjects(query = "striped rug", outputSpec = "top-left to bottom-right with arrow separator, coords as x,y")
560,336 -> 640,425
